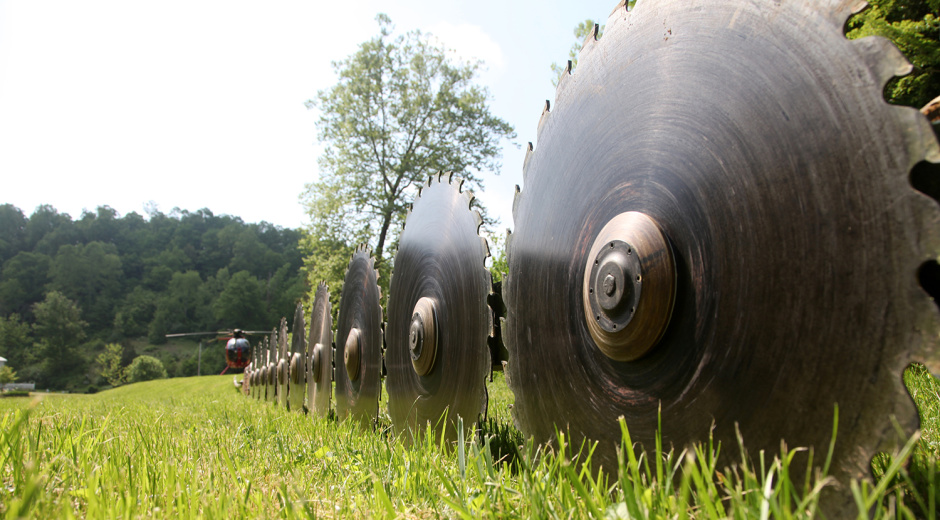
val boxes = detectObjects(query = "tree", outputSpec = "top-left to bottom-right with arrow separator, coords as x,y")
150,271 -> 212,342
125,355 -> 167,383
488,233 -> 508,284
303,14 -> 515,296
0,251 -> 52,317
32,291 -> 87,380
213,270 -> 267,330
0,204 -> 26,265
0,314 -> 33,369
846,0 -> 940,108
550,19 -> 603,87
49,241 -> 123,329
0,365 -> 17,388
96,343 -> 126,387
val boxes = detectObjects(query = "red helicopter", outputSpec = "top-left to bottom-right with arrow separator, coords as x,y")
165,329 -> 269,374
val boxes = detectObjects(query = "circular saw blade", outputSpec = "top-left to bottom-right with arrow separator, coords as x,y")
386,173 -> 492,439
307,281 -> 334,418
334,245 -> 384,427
276,317 -> 289,408
505,0 -> 940,488
288,303 -> 306,413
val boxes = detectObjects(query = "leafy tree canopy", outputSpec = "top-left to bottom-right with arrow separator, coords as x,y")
551,19 -> 603,87
126,355 -> 167,383
96,343 -> 126,387
847,0 -> 939,107
302,14 -> 515,306
0,314 -> 31,369
32,291 -> 87,380
0,203 -> 306,389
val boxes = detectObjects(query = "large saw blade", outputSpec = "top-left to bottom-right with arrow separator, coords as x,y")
386,173 -> 492,440
307,282 -> 334,418
505,0 -> 940,490
335,245 -> 384,428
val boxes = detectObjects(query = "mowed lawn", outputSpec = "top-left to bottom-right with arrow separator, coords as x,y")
0,369 -> 937,518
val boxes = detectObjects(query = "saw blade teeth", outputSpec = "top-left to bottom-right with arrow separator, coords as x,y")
578,23 -> 601,61
484,269 -> 495,339
605,0 -> 631,33
556,60 -> 573,98
504,228 -> 512,262
819,0 -> 868,28
464,190 -> 476,209
536,100 -> 552,143
851,36 -> 914,90
522,142 -> 534,183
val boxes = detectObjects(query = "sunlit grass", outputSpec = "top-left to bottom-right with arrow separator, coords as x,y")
0,368 -> 936,518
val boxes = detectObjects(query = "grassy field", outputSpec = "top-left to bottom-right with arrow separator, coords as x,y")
0,369 -> 936,518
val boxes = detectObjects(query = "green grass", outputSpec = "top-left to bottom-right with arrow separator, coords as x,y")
0,368 -> 936,518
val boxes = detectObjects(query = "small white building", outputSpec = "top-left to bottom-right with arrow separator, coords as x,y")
0,356 -> 6,369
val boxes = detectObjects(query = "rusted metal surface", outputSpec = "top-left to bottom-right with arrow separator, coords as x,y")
307,282 -> 333,418
334,245 -> 383,428
386,174 -> 492,441
504,0 -> 940,507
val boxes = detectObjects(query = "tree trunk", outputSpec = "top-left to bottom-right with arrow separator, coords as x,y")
374,208 -> 394,268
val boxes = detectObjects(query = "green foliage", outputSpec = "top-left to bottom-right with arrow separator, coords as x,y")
213,270 -> 266,330
0,314 -> 32,370
125,355 -> 167,383
303,14 -> 515,300
847,0 -> 940,107
551,19 -> 603,87
32,291 -> 87,382
0,204 -> 26,265
112,287 -> 157,338
49,241 -> 123,329
0,202 -> 305,389
0,251 -> 51,318
95,343 -> 126,387
488,233 -> 508,284
0,365 -> 18,387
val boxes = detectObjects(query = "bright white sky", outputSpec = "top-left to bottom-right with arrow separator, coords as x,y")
0,0 -> 617,234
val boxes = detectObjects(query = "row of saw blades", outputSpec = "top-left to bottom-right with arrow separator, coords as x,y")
243,287 -> 333,417
242,173 -> 492,441
239,0 -> 940,512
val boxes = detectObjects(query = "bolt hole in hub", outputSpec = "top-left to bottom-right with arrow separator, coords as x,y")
583,212 -> 677,361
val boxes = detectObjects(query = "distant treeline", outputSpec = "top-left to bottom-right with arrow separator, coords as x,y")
0,204 -> 305,390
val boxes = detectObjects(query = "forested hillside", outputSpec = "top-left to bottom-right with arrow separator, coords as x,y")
0,204 -> 305,391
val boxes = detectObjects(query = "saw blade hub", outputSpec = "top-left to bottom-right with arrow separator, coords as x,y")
277,358 -> 287,385
310,343 -> 322,383
345,328 -> 361,381
591,240 -> 640,318
583,212 -> 676,362
290,353 -> 302,385
409,297 -> 439,376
